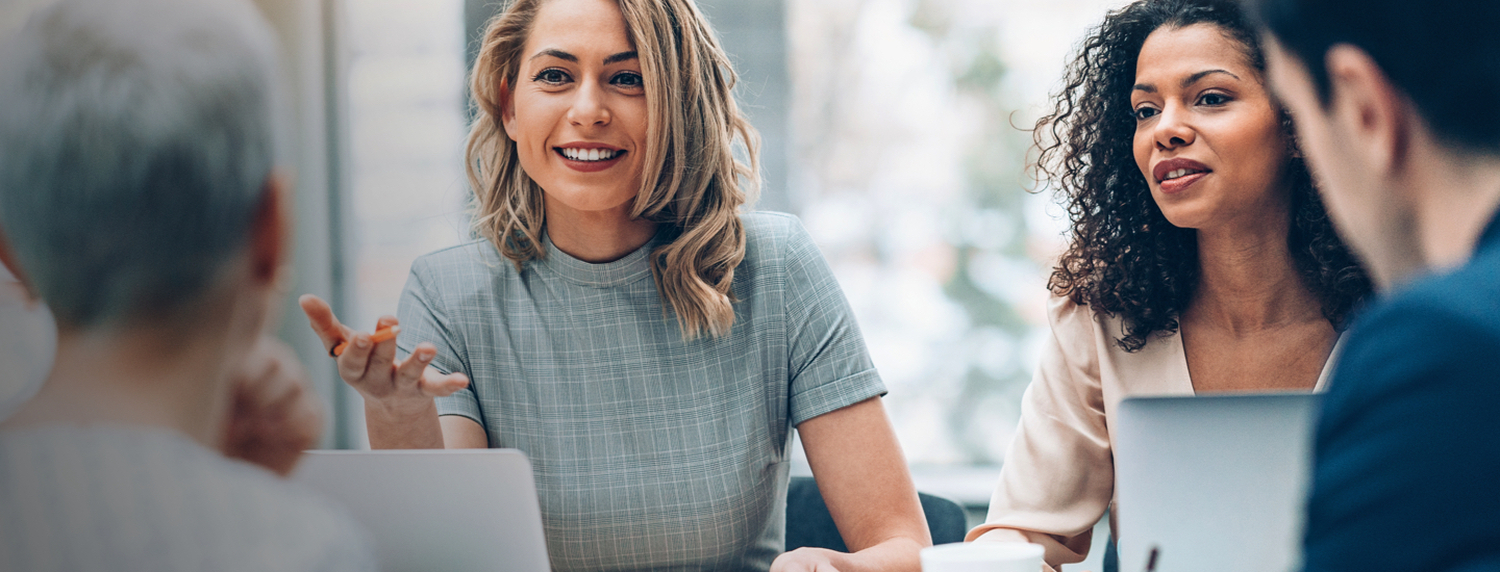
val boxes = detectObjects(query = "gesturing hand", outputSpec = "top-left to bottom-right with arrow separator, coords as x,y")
297,294 -> 469,415
223,336 -> 323,476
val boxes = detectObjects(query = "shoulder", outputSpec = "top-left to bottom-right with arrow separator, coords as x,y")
1040,293 -> 1112,371
217,461 -> 374,555
735,211 -> 827,286
0,427 -> 375,570
1390,246 -> 1500,326
740,210 -> 815,262
148,435 -> 374,567
1328,256 -> 1500,413
1046,293 -> 1101,333
409,240 -> 508,281
404,240 -> 512,303
1342,255 -> 1500,364
1045,294 -> 1113,350
1303,254 -> 1500,572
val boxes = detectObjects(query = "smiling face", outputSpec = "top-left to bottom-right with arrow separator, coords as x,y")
502,0 -> 647,217
1131,24 -> 1291,232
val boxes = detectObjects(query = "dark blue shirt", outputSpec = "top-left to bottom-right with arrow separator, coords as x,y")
1304,213 -> 1500,572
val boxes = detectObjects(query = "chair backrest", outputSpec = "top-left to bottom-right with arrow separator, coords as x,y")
784,476 -> 969,551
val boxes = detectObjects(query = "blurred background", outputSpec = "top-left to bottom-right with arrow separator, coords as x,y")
2,0 -> 1125,565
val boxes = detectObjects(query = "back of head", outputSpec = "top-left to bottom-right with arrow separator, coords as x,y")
0,0 -> 282,331
1252,0 -> 1500,153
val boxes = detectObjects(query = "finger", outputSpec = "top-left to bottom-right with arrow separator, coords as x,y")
298,294 -> 353,354
418,367 -> 470,397
335,331 -> 375,384
375,314 -> 398,331
392,342 -> 434,392
365,315 -> 400,381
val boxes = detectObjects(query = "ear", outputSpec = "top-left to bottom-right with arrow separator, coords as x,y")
1324,44 -> 1410,179
248,171 -> 291,289
499,78 -> 518,142
0,224 -> 38,303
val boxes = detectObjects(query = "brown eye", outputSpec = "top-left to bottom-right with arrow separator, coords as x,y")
611,71 -> 644,89
533,69 -> 570,85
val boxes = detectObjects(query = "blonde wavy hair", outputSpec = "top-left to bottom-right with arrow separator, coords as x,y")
466,0 -> 759,340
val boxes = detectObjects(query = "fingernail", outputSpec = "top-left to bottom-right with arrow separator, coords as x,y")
355,336 -> 370,349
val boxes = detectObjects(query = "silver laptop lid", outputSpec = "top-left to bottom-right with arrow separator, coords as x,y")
1114,393 -> 1320,572
293,449 -> 551,572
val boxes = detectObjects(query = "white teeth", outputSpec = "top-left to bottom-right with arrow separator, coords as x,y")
1163,168 -> 1203,181
560,147 -> 620,162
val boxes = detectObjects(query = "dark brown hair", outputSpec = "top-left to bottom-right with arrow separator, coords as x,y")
1037,0 -> 1371,351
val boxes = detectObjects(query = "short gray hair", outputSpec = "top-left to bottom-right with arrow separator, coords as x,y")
0,0 -> 283,328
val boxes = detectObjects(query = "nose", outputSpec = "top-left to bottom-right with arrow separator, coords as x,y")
1153,103 -> 1195,150
566,79 -> 611,127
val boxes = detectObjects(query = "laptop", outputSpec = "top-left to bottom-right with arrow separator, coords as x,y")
1114,393 -> 1320,572
292,449 -> 551,572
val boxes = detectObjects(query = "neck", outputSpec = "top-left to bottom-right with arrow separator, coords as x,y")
1408,147 -> 1500,277
544,196 -> 658,263
2,317 -> 243,448
1190,217 -> 1320,333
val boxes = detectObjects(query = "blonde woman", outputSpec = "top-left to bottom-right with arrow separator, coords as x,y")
298,0 -> 929,570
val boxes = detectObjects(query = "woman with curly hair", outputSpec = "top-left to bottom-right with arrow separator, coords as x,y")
298,0 -> 929,570
966,0 -> 1371,569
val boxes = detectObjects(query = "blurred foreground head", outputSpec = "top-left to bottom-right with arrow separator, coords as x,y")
0,0 -> 286,336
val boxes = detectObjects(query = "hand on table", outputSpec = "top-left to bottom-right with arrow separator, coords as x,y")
223,336 -> 323,477
298,294 -> 468,414
771,547 -> 844,572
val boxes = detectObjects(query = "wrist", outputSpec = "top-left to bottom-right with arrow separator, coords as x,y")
363,395 -> 436,422
837,537 -> 927,572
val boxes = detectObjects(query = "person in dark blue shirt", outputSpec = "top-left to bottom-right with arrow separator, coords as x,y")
1246,0 -> 1500,570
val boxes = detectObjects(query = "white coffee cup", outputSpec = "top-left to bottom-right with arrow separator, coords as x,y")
920,542 -> 1045,572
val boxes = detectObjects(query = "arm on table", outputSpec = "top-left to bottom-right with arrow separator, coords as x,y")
967,296 -> 1112,572
772,397 -> 930,572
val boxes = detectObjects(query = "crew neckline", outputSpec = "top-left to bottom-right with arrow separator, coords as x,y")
538,228 -> 667,288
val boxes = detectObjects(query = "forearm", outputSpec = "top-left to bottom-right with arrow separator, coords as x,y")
790,398 -> 931,572
363,398 -> 445,449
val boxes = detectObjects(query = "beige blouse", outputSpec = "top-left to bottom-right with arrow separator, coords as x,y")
966,294 -> 1334,571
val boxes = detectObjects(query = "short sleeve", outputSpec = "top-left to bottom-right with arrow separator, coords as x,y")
966,295 -> 1111,571
396,256 -> 484,426
1303,298 -> 1500,572
780,218 -> 886,426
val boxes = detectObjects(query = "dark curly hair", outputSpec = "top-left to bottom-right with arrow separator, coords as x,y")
1038,0 -> 1371,352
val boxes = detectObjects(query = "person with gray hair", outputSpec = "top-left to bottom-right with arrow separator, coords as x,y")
0,0 -> 376,570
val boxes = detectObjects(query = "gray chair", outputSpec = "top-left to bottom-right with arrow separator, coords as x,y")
785,476 -> 969,551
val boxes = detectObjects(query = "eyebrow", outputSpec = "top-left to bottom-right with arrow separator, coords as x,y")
1132,69 -> 1243,93
603,51 -> 638,65
528,49 -> 639,65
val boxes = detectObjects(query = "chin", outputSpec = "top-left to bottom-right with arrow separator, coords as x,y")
1154,205 -> 1204,229
544,187 -> 639,214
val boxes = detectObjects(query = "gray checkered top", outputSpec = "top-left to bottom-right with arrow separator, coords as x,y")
396,212 -> 885,571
